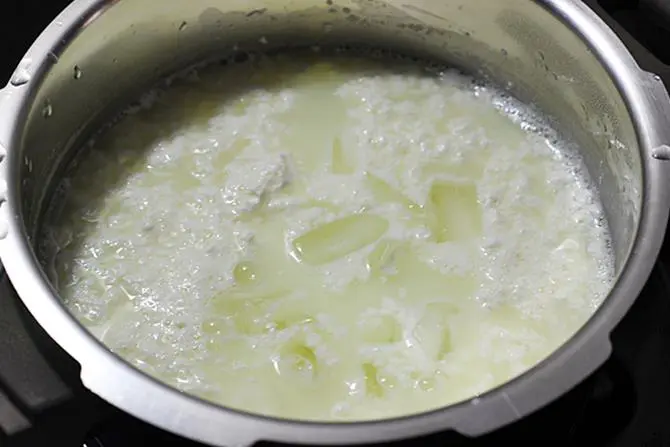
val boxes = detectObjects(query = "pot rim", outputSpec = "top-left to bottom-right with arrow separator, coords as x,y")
0,0 -> 669,445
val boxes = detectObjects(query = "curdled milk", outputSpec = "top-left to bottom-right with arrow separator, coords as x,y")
41,51 -> 614,421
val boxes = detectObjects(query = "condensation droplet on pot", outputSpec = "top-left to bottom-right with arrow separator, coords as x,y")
259,36 -> 268,45
179,21 -> 188,31
323,22 -> 334,33
0,187 -> 8,238
0,220 -> 9,240
500,48 -> 508,56
42,101 -> 53,118
73,65 -> 82,80
652,144 -> 670,160
48,52 -> 59,64
10,58 -> 32,87
10,71 -> 30,87
246,8 -> 267,17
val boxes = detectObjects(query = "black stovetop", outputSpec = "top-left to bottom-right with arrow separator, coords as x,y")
2,1 -> 670,446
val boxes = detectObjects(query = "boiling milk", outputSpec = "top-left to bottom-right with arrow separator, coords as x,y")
42,51 -> 614,421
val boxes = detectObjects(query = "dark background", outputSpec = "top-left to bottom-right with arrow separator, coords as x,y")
0,1 -> 70,84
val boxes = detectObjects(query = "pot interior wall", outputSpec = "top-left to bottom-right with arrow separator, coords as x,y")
15,0 -> 641,278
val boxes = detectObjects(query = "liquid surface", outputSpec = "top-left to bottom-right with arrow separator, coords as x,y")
42,51 -> 614,421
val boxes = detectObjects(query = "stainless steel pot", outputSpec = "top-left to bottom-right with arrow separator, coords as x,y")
1,0 -> 669,445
